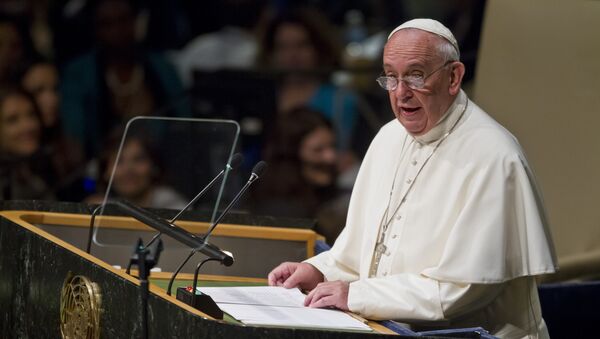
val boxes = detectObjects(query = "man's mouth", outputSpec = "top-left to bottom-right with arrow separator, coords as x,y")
400,106 -> 421,116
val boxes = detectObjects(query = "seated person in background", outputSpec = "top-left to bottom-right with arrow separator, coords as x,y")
258,8 -> 359,172
21,61 -> 61,129
60,0 -> 187,158
268,19 -> 557,338
0,88 -> 54,200
0,18 -> 31,92
251,107 -> 348,244
86,132 -> 186,209
172,0 -> 267,86
21,60 -> 85,201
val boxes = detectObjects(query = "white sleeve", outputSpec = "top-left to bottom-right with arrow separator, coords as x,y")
347,273 -> 504,321
303,250 -> 360,282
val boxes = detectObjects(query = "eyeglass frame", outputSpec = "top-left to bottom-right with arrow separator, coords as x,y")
376,60 -> 456,91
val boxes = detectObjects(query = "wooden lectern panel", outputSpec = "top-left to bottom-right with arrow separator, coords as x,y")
24,211 -> 315,277
0,203 -> 401,338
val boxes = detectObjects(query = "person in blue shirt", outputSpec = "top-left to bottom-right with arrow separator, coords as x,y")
60,0 -> 188,158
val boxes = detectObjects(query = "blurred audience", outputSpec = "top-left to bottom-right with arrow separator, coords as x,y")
0,87 -> 54,200
173,0 -> 267,86
22,61 -> 59,128
251,107 -> 349,243
258,8 -> 359,156
86,132 -> 186,209
21,60 -> 85,200
0,1 -> 487,219
0,18 -> 31,92
47,0 -> 95,65
0,1 -> 53,59
60,0 -> 188,158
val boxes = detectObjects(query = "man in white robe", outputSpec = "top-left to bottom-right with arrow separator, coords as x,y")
268,19 -> 557,339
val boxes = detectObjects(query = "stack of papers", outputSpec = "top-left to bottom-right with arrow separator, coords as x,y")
198,286 -> 372,332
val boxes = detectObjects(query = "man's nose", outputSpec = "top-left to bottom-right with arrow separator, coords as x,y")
392,80 -> 413,101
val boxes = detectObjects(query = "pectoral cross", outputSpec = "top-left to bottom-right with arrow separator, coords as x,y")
369,232 -> 388,277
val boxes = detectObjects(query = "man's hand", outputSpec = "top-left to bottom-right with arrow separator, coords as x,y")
267,262 -> 324,290
304,281 -> 349,311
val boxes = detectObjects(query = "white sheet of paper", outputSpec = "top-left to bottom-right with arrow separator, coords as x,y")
197,286 -> 371,332
218,303 -> 371,331
198,286 -> 305,307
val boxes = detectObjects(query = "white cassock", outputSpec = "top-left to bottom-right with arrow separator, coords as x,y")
305,90 -> 558,339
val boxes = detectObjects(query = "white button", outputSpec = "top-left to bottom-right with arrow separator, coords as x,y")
411,160 -> 417,166
383,272 -> 388,276
385,250 -> 391,256
406,179 -> 412,184
395,214 -> 402,220
392,234 -> 398,239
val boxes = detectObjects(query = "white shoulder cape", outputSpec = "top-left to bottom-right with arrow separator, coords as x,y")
319,92 -> 557,284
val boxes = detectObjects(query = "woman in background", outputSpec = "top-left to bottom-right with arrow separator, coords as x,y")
0,87 -> 54,199
258,8 -> 359,163
252,107 -> 348,244
86,132 -> 186,210
22,61 -> 60,129
21,60 -> 85,200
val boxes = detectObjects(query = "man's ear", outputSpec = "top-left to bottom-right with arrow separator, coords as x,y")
448,61 -> 465,96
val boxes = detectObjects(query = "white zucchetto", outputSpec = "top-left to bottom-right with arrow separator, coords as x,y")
388,18 -> 459,54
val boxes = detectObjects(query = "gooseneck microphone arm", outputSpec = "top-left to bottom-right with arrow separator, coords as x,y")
144,154 -> 244,248
166,161 -> 267,294
203,161 -> 267,241
191,257 -> 220,297
86,204 -> 104,254
113,199 -> 234,266
170,153 -> 244,224
169,169 -> 224,223
167,248 -> 197,295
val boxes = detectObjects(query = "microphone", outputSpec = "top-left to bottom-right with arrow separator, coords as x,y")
169,153 -> 244,223
203,161 -> 267,240
144,153 -> 243,248
165,160 -> 267,297
113,199 -> 234,266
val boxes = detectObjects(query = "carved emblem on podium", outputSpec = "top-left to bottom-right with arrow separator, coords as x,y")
60,273 -> 102,339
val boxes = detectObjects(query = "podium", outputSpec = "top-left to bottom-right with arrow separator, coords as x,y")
0,200 -> 415,338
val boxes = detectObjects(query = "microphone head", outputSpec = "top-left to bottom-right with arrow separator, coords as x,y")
251,161 -> 268,178
221,250 -> 234,267
228,153 -> 244,170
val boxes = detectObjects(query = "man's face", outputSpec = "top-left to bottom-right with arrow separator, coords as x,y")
383,29 -> 462,135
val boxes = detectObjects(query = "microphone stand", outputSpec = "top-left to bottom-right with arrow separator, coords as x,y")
128,237 -> 163,339
164,186 -> 247,296
166,161 -> 266,305
86,204 -> 104,254
165,172 -> 259,294
183,257 -> 223,319
167,249 -> 196,296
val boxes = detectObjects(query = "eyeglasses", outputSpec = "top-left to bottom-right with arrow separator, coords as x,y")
376,60 -> 454,91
